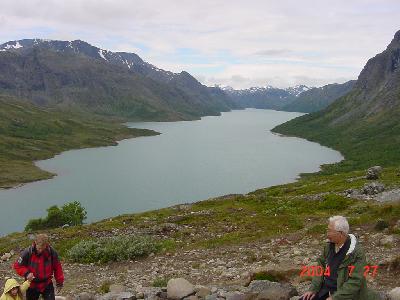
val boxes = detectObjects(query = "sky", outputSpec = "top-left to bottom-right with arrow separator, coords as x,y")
1,0 -> 399,89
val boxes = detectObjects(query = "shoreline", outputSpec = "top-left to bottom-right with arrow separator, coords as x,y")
0,110 -> 345,237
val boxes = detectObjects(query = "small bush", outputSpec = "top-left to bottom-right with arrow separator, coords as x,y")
251,270 -> 287,282
375,219 -> 389,231
67,235 -> 158,263
98,281 -> 111,294
152,277 -> 169,287
318,194 -> 352,210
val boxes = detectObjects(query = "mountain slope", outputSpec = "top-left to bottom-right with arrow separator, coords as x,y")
0,39 -> 236,121
283,80 -> 356,113
273,30 -> 400,173
0,93 -> 157,188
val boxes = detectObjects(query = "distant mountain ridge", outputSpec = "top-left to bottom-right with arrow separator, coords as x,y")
283,80 -> 356,113
0,39 -> 237,121
222,85 -> 311,110
223,82 -> 355,113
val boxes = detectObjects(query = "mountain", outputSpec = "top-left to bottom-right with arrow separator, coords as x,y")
273,30 -> 400,173
223,85 -> 311,110
0,39 -> 237,121
283,80 -> 356,113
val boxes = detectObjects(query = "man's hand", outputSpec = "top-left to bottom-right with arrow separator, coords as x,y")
301,291 -> 316,300
26,273 -> 35,281
327,297 -> 333,300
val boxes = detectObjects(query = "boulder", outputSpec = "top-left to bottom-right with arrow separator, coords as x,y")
160,223 -> 180,232
116,293 -> 136,300
256,286 -> 292,300
204,294 -> 218,300
248,281 -> 297,298
362,182 -> 385,195
1,252 -> 12,261
395,219 -> 400,231
109,284 -> 127,293
366,166 -> 383,179
183,296 -> 199,300
389,287 -> 400,300
226,293 -> 258,300
167,278 -> 195,300
99,292 -> 135,300
75,292 -> 96,300
195,286 -> 212,298
380,235 -> 397,246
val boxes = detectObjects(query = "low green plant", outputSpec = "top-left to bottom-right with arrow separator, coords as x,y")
152,277 -> 169,287
375,219 -> 389,231
251,270 -> 288,282
98,281 -> 111,294
67,235 -> 159,263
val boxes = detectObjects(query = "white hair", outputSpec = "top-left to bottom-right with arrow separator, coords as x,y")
329,216 -> 349,234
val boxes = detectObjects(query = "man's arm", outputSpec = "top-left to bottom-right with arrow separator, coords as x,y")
51,248 -> 64,287
309,243 -> 328,293
332,252 -> 366,300
13,249 -> 31,279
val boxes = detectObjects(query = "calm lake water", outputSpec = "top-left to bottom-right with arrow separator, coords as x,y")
0,109 -> 343,236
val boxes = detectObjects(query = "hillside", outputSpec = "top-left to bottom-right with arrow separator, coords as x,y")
283,80 -> 356,113
273,30 -> 400,173
0,166 -> 399,297
0,39 -> 237,121
0,94 -> 158,188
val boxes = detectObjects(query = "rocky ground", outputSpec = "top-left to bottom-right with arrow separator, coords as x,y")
1,166 -> 399,299
1,224 -> 399,299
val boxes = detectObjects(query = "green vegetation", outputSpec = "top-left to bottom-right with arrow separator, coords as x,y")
252,271 -> 288,282
25,201 -> 87,231
0,166 -> 399,263
67,235 -> 159,263
0,94 -> 158,188
152,277 -> 169,287
273,90 -> 400,174
98,281 -> 111,294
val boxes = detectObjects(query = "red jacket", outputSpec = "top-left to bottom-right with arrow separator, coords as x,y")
14,243 -> 64,292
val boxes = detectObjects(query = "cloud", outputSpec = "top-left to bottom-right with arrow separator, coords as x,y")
254,49 -> 294,57
0,0 -> 399,88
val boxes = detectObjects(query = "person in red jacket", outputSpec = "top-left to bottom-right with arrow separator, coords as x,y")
14,234 -> 64,300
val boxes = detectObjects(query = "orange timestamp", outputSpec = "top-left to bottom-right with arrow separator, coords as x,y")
300,265 -> 379,277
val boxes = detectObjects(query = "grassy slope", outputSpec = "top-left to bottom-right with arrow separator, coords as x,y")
1,166 -> 399,259
273,89 -> 400,174
0,94 -> 158,188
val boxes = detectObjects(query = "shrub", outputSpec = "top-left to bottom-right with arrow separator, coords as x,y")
318,194 -> 352,210
61,201 -> 87,226
67,235 -> 159,263
152,277 -> 169,287
375,219 -> 389,231
250,270 -> 288,282
25,201 -> 87,231
98,281 -> 111,294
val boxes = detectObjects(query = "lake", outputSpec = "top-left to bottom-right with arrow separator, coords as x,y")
0,109 -> 343,236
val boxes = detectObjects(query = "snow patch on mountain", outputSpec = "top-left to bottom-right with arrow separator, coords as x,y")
98,49 -> 107,60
